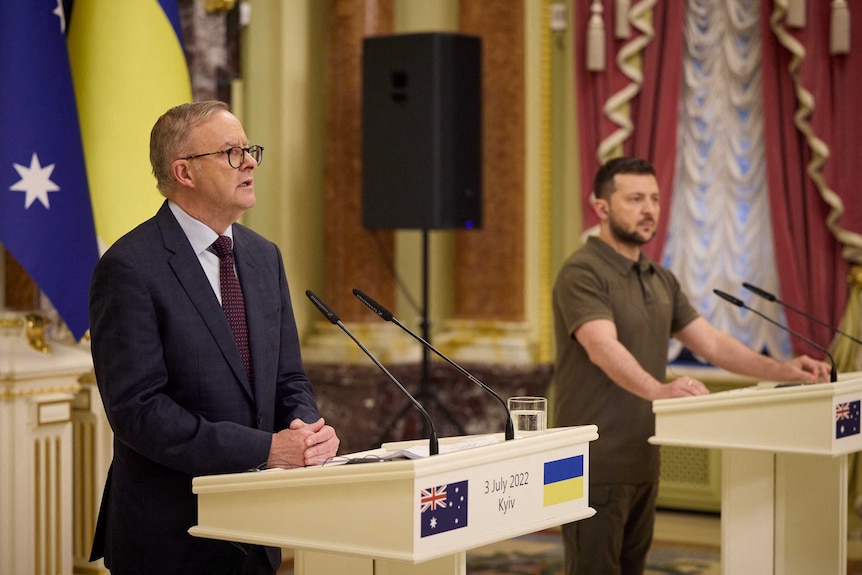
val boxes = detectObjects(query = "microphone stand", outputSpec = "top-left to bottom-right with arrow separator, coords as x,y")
306,290 -> 439,455
714,289 -> 837,382
742,281 -> 862,346
376,229 -> 466,444
353,288 -> 515,440
420,228 -> 432,432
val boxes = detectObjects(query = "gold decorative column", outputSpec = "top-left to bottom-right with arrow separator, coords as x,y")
0,314 -> 92,575
71,368 -> 111,575
302,0 -> 418,364
437,0 -> 531,363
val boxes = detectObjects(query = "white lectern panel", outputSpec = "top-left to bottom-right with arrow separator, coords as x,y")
651,374 -> 862,575
651,375 -> 862,455
191,426 -> 597,564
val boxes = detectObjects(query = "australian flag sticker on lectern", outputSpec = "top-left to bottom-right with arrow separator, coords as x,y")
420,480 -> 468,537
836,400 -> 861,439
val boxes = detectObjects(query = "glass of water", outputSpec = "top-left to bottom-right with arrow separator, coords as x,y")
508,396 -> 547,437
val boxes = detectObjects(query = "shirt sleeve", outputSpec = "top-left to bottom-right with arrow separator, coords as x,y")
553,260 -> 616,338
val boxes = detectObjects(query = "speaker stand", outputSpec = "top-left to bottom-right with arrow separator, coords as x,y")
377,229 -> 467,445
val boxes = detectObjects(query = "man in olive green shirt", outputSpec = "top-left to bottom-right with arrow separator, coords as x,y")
553,157 -> 831,575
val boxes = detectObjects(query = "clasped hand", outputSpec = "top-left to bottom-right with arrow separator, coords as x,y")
267,417 -> 340,468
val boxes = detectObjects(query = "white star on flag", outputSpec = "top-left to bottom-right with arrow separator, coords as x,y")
10,152 -> 60,209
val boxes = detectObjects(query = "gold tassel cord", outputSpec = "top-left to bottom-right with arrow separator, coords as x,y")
597,0 -> 658,165
769,0 -> 862,266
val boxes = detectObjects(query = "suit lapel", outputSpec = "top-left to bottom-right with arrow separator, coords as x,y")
156,203 -> 254,400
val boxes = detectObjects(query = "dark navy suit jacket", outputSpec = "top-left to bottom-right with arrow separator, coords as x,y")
89,201 -> 320,574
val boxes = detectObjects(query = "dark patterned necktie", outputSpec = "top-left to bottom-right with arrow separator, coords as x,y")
212,235 -> 253,389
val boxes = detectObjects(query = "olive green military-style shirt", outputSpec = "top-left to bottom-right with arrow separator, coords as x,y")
552,236 -> 699,483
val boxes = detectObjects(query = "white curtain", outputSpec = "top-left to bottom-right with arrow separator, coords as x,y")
664,0 -> 792,362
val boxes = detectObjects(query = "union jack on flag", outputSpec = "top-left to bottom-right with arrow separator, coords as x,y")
421,485 -> 448,512
420,480 -> 468,537
836,400 -> 861,439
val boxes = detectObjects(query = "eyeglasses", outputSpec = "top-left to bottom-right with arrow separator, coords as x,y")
181,145 -> 264,169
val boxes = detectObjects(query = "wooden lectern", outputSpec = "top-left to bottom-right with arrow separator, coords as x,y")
191,426 -> 597,575
651,374 -> 862,575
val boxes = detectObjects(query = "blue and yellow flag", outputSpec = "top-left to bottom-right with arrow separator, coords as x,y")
0,1 -> 99,341
543,455 -> 584,507
67,0 -> 192,249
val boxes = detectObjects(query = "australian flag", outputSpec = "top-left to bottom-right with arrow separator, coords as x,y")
836,400 -> 861,439
0,1 -> 98,341
420,480 -> 468,538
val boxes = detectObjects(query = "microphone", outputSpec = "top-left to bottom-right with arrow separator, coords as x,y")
742,281 -> 862,346
352,288 -> 516,441
713,289 -> 837,383
305,290 -> 439,455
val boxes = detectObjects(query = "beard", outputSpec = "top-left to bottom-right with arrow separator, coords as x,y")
608,214 -> 656,246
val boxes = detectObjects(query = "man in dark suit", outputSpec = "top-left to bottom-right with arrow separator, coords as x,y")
88,101 -> 340,574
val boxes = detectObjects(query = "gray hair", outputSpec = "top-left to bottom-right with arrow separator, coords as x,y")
149,101 -> 230,195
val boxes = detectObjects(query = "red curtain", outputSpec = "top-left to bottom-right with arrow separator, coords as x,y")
575,0 -> 685,261
760,1 -> 862,353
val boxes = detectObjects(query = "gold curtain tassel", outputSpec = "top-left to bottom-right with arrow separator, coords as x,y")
831,0 -> 851,55
587,0 -> 607,72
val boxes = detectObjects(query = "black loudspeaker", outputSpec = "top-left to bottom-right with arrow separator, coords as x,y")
362,33 -> 482,230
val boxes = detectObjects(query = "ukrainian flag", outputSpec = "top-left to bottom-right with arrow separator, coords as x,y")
67,0 -> 192,250
543,455 -> 584,507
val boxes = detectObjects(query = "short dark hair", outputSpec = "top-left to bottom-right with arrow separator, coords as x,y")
593,157 -> 656,200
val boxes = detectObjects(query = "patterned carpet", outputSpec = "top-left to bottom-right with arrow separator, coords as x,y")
465,528 -> 720,575
279,534 -> 720,575
280,510 -> 862,574
279,515 -> 722,574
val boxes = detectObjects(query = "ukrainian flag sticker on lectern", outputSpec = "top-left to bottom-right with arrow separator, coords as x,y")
543,455 -> 584,506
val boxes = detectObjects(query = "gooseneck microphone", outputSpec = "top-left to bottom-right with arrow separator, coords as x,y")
305,290 -> 439,455
713,289 -> 837,382
742,282 -> 862,346
353,288 -> 516,441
